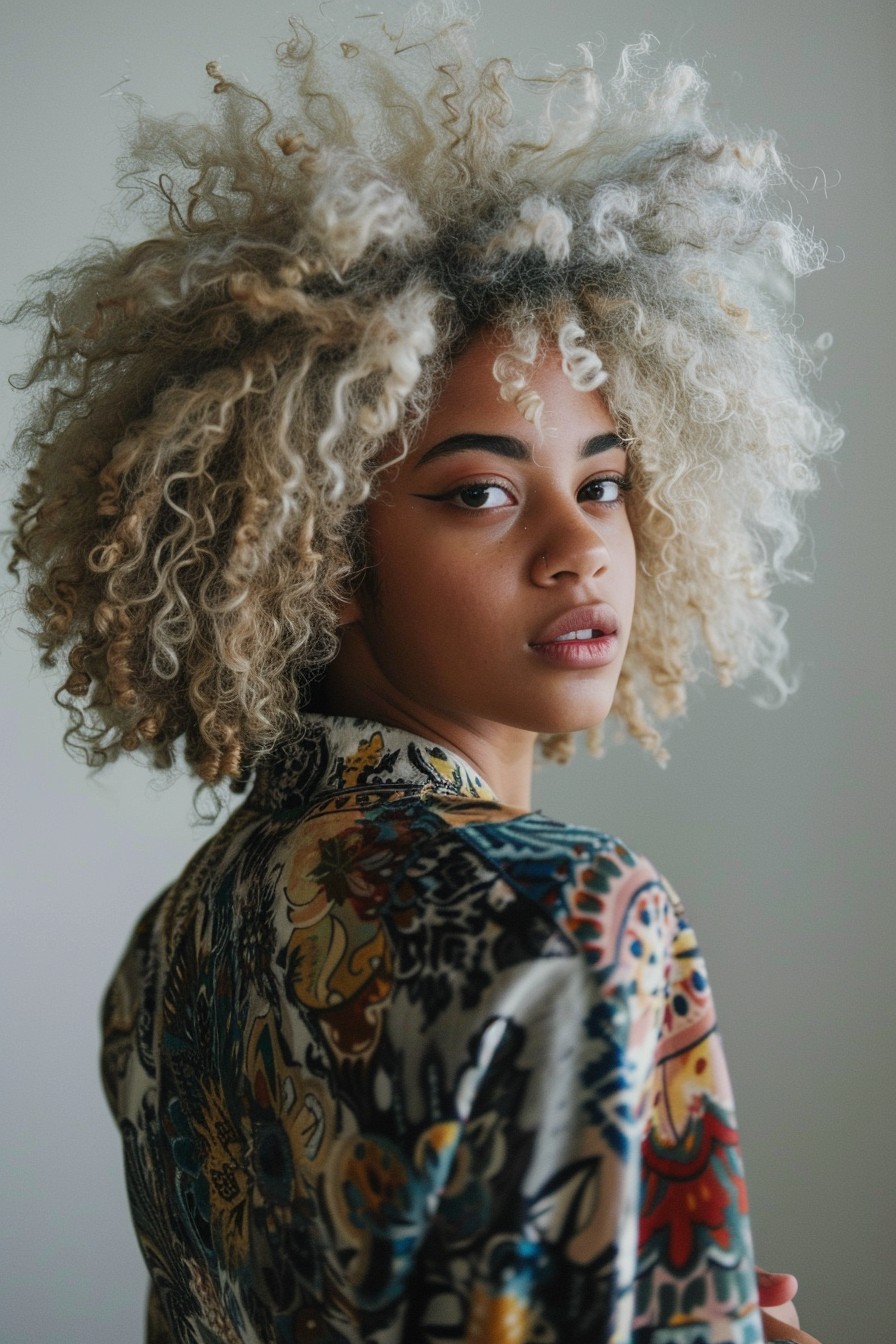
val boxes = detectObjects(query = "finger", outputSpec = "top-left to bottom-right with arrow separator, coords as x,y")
760,1308 -> 821,1344
756,1269 -> 799,1307
764,1301 -> 800,1328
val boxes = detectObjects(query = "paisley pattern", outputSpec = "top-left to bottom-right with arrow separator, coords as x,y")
101,714 -> 763,1343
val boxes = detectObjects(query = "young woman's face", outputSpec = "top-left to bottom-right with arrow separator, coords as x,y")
339,328 -> 637,744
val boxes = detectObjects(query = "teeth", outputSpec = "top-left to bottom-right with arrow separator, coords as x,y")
555,629 -> 597,642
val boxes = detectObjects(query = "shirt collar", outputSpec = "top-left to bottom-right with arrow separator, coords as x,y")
250,713 -> 498,813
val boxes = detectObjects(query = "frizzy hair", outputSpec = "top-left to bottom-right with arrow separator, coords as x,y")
7,6 -> 841,789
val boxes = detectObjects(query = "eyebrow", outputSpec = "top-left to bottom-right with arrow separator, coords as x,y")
414,431 -> 625,468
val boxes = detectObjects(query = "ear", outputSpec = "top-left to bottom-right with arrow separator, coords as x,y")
334,593 -> 363,627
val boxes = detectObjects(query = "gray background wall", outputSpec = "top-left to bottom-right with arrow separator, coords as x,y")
1,1 -> 892,1341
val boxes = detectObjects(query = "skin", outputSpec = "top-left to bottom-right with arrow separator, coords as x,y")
761,1311 -> 820,1344
323,328 -> 817,1343
759,1273 -> 816,1342
324,326 -> 637,809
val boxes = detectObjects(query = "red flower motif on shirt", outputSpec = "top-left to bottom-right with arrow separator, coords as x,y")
639,1099 -> 749,1276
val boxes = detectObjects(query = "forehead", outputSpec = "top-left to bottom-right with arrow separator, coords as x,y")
417,329 -> 617,448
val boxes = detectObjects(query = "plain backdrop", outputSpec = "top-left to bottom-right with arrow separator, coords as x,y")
1,1 -> 893,1341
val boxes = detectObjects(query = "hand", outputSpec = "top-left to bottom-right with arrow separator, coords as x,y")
758,1268 -> 799,1327
756,1268 -> 821,1344
760,1309 -> 822,1343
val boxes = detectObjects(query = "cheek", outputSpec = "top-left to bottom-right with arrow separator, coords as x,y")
369,515 -> 517,652
382,538 -> 499,630
623,524 -> 638,598
610,511 -> 636,598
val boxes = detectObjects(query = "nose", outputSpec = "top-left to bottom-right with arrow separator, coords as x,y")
529,504 -> 610,587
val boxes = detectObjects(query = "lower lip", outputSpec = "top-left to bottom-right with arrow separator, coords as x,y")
528,634 -> 619,668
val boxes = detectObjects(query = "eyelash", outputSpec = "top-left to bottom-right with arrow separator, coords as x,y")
420,473 -> 633,511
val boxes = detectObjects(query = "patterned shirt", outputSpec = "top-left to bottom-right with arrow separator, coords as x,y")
101,714 -> 763,1344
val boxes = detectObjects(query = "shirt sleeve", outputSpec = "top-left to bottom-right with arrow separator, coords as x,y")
146,1283 -> 177,1343
406,835 -> 763,1344
633,874 -> 762,1342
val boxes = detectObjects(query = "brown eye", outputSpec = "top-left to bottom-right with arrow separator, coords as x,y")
414,479 -> 516,510
578,475 -> 630,505
451,482 -> 514,510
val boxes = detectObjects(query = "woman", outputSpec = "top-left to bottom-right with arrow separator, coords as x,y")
8,9 -> 836,1341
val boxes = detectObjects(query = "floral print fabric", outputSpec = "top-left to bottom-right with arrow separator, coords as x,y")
101,714 -> 763,1343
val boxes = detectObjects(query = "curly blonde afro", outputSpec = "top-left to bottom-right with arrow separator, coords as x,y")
7,4 -> 841,787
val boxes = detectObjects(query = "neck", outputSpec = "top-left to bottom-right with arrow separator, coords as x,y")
322,643 -> 536,810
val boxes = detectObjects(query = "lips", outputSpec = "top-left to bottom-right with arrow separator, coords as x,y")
529,603 -> 619,647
